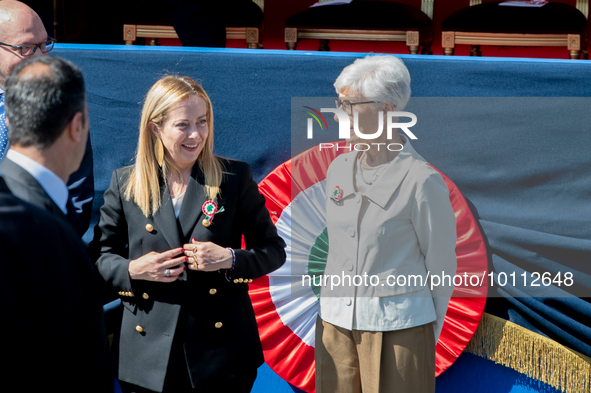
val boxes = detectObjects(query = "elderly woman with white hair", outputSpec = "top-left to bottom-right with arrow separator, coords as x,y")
316,55 -> 457,393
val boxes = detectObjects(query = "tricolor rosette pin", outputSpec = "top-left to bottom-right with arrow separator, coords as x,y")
330,186 -> 343,204
202,200 -> 224,226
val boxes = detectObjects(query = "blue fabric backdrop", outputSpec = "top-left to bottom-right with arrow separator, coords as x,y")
54,45 -> 591,390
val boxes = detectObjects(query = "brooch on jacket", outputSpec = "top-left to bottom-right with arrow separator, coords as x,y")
330,186 -> 344,205
202,200 -> 225,227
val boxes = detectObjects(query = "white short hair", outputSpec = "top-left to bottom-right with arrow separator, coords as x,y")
334,55 -> 411,111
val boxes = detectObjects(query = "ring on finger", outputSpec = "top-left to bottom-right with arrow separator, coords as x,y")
165,269 -> 171,277
193,246 -> 198,254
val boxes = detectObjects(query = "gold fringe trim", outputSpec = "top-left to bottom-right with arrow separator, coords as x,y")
466,313 -> 591,393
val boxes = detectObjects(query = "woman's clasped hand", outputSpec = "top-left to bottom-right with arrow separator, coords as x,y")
128,247 -> 186,282
128,239 -> 234,282
182,239 -> 234,272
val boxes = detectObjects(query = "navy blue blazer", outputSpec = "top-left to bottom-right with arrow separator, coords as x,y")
0,176 -> 112,392
91,158 -> 286,392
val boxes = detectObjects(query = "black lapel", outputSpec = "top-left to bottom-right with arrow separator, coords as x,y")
177,163 -> 207,241
0,176 -> 11,194
0,157 -> 67,219
152,175 -> 183,250
153,180 -> 188,282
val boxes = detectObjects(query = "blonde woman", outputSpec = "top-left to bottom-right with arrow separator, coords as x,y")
91,76 -> 286,393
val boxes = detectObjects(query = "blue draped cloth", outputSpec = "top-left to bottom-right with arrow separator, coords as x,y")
55,45 -> 591,358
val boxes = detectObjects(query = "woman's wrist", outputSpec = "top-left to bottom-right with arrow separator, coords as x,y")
224,247 -> 236,282
128,259 -> 139,280
226,247 -> 236,269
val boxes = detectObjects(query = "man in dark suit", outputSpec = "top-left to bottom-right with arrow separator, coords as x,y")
0,174 -> 113,392
0,53 -> 89,235
0,0 -> 94,234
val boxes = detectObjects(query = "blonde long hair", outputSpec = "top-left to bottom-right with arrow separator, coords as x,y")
124,76 -> 223,217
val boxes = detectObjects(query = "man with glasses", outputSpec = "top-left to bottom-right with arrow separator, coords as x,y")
0,0 -> 94,236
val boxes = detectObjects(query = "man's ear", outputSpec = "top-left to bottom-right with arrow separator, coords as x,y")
67,111 -> 84,143
384,102 -> 396,112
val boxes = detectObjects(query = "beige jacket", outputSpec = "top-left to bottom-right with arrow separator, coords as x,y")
319,139 -> 457,339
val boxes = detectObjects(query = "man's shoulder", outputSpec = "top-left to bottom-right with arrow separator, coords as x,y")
0,158 -> 43,197
0,184 -> 75,239
0,155 -> 47,187
0,156 -> 26,177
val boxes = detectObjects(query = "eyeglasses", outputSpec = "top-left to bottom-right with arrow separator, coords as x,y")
0,37 -> 56,57
335,98 -> 380,116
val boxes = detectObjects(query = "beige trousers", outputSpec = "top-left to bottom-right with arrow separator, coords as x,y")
315,317 -> 435,393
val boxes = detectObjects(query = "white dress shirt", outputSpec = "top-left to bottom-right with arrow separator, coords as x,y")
6,149 -> 68,214
319,136 -> 457,341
